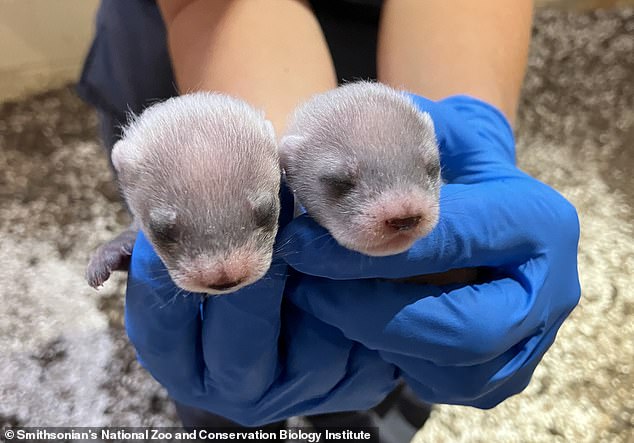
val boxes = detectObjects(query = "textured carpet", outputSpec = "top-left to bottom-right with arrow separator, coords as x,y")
0,6 -> 632,442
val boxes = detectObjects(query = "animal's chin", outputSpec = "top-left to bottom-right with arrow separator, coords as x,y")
168,265 -> 270,296
339,234 -> 419,257
199,281 -> 252,296
169,275 -> 256,296
331,222 -> 436,257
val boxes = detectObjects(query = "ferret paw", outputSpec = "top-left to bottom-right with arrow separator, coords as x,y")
85,229 -> 138,288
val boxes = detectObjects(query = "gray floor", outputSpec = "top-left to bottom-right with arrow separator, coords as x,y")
0,6 -> 632,443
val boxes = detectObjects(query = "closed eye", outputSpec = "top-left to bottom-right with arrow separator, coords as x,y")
150,222 -> 179,245
320,174 -> 356,199
148,208 -> 179,245
425,161 -> 441,179
253,196 -> 279,230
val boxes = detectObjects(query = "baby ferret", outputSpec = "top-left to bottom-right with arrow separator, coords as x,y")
281,82 -> 478,285
86,92 -> 281,295
280,82 -> 441,257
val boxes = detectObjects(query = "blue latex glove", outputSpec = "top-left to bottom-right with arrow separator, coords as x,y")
124,188 -> 398,427
280,95 -> 581,407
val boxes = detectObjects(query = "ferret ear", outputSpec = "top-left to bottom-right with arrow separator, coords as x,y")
278,135 -> 305,171
149,207 -> 177,227
416,111 -> 437,137
416,111 -> 439,150
418,111 -> 435,131
111,139 -> 141,175
265,120 -> 276,140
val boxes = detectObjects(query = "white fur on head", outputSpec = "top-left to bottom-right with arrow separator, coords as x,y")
265,120 -> 276,141
418,111 -> 435,132
279,135 -> 305,171
111,139 -> 142,175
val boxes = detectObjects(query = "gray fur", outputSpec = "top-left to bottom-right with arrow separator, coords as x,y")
280,81 -> 441,256
88,92 -> 280,294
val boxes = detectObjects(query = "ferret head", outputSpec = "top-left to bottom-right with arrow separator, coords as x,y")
280,82 -> 440,256
112,93 -> 280,294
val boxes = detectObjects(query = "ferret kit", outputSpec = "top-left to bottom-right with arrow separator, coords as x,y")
86,92 -> 280,295
280,82 -> 441,257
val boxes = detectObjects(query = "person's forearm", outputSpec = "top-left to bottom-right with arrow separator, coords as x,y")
377,0 -> 533,124
158,0 -> 337,134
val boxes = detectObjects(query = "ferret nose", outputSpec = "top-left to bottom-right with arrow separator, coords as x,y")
207,277 -> 246,291
386,216 -> 422,232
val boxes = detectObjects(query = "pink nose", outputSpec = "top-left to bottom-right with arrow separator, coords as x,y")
385,216 -> 422,232
207,276 -> 246,291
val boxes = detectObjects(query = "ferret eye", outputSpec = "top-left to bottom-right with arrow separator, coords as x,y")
320,174 -> 356,199
253,195 -> 278,230
150,222 -> 179,245
149,208 -> 178,244
425,161 -> 441,179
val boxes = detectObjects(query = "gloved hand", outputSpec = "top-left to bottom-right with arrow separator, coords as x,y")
124,188 -> 398,427
280,95 -> 581,407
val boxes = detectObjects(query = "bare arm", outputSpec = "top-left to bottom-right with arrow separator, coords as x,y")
377,0 -> 533,124
158,0 -> 337,134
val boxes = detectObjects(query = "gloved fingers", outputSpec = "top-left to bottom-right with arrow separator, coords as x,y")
125,233 -> 290,410
391,308 -> 568,408
237,300 -> 397,425
173,296 -> 397,427
200,256 -> 288,402
125,231 -> 206,395
125,231 -> 397,421
281,177 -> 549,280
288,264 -> 551,367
